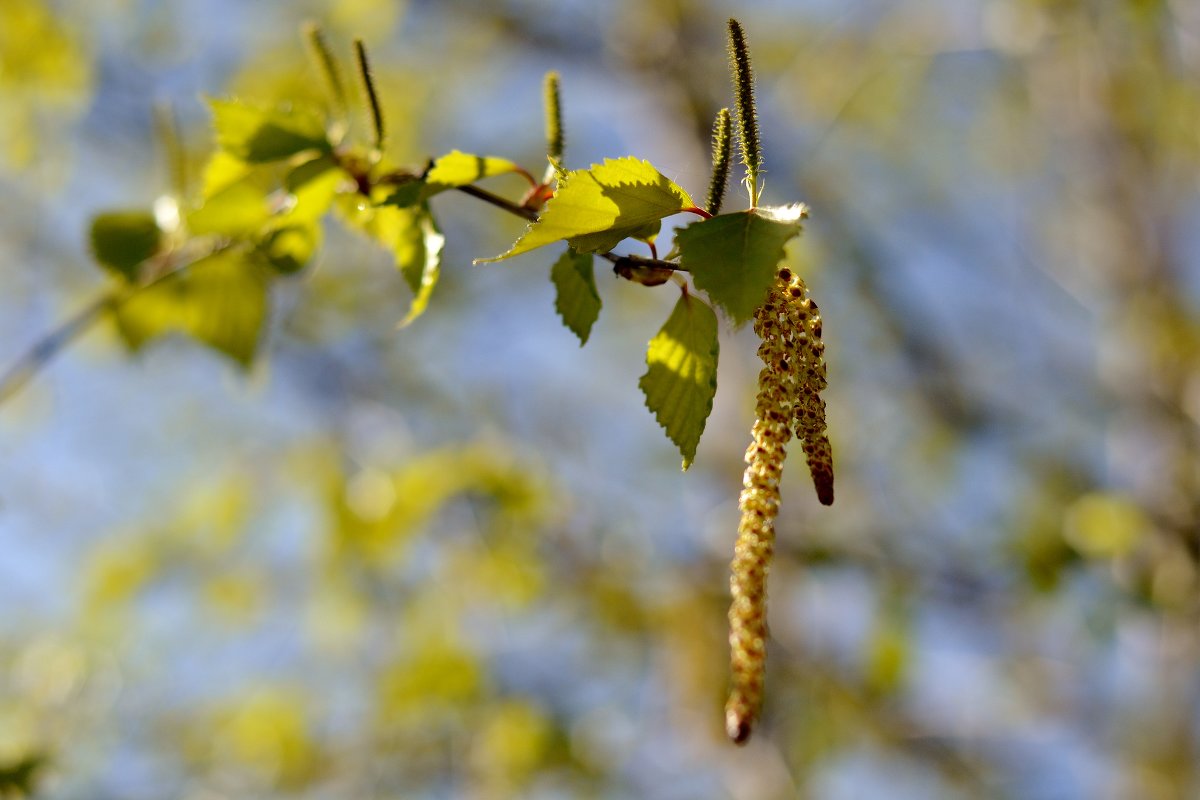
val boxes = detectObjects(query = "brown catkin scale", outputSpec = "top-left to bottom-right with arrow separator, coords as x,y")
725,269 -> 834,744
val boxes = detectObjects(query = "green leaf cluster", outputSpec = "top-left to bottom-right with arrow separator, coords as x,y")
479,157 -> 693,261
69,22 -> 812,471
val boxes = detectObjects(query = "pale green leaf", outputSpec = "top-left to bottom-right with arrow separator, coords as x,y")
282,154 -> 346,223
639,293 -> 719,469
113,248 -> 269,366
187,177 -> 272,236
382,150 -> 522,208
89,211 -> 162,281
199,150 -> 254,198
550,249 -> 600,345
397,210 -> 445,328
426,150 -> 520,188
337,197 -> 446,326
676,204 -> 806,325
208,97 -> 331,163
478,157 -> 693,262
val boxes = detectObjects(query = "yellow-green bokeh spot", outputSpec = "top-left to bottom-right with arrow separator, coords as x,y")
1063,492 -> 1149,559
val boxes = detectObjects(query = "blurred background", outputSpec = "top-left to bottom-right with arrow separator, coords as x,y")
2,0 -> 1199,797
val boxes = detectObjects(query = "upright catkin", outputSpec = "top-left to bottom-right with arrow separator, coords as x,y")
543,71 -> 564,163
726,267 -> 833,743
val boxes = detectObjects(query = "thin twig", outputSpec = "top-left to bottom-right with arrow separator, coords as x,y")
0,293 -> 116,405
0,242 -> 233,408
598,252 -> 684,272
453,184 -> 538,221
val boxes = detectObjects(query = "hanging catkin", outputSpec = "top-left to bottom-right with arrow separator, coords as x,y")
726,267 -> 833,744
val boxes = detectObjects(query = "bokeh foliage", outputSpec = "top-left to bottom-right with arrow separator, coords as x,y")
2,0 -> 1200,798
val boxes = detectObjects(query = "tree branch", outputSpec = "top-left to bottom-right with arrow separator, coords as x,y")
0,293 -> 116,405
0,242 -> 234,408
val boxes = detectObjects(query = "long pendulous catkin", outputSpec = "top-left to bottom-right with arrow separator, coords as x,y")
726,267 -> 833,744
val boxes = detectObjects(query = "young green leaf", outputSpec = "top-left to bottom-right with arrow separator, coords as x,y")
338,198 -> 446,327
550,249 -> 601,345
396,210 -> 445,328
187,177 -> 273,236
282,154 -> 346,223
89,211 -> 162,281
677,204 -> 806,325
208,97 -> 331,163
477,157 -> 693,262
427,150 -> 521,188
113,248 -> 269,367
199,150 -> 254,198
382,150 -> 521,208
639,293 -> 720,469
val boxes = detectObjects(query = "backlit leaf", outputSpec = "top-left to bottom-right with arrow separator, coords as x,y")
339,198 -> 446,327
199,150 -> 254,197
283,154 -> 347,222
382,150 -> 523,208
187,177 -> 272,236
208,97 -> 330,163
478,157 -> 693,261
550,249 -> 600,345
113,248 -> 269,367
396,210 -> 444,328
677,204 -> 806,324
639,293 -> 719,469
89,211 -> 162,281
426,150 -> 521,188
